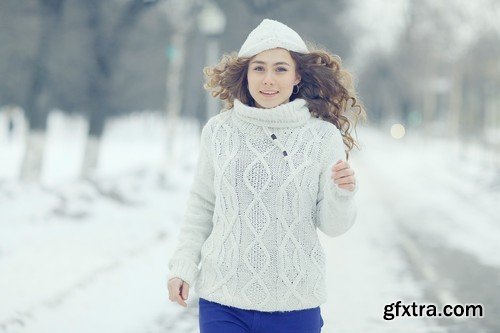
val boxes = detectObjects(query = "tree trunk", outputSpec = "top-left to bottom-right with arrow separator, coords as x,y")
19,130 -> 46,181
81,135 -> 101,179
422,89 -> 436,137
20,0 -> 65,182
448,66 -> 462,140
164,32 -> 187,182
161,0 -> 200,185
80,0 -> 156,179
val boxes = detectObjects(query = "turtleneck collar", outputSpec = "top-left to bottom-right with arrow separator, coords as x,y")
233,98 -> 311,128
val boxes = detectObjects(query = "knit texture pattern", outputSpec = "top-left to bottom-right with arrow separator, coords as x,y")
168,98 -> 358,312
238,19 -> 309,58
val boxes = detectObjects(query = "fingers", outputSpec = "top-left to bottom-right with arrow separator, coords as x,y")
332,160 -> 349,172
330,160 -> 356,190
331,169 -> 354,180
181,281 -> 189,301
167,278 -> 188,307
176,289 -> 188,307
333,173 -> 356,191
338,182 -> 356,191
332,174 -> 354,183
332,174 -> 356,189
332,162 -> 353,181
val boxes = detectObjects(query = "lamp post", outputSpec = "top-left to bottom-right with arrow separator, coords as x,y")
197,2 -> 226,119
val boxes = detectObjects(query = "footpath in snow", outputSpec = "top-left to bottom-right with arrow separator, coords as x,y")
1,118 -> 497,332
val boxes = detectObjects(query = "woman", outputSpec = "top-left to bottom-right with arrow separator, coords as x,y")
167,18 -> 366,333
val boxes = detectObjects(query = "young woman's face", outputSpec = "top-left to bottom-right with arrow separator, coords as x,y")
246,48 -> 301,109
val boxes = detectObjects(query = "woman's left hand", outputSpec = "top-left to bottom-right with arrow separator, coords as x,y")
331,160 -> 356,191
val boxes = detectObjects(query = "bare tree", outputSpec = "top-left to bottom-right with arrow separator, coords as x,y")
160,0 -> 203,185
80,0 -> 159,179
20,0 -> 65,182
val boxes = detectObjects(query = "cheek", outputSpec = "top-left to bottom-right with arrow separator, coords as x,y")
246,73 -> 258,89
281,75 -> 297,88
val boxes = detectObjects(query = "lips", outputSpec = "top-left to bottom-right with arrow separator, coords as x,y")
260,90 -> 279,96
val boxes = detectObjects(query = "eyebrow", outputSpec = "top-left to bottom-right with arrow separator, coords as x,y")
250,60 -> 291,66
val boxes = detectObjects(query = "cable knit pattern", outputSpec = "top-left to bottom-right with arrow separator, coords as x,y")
168,98 -> 358,312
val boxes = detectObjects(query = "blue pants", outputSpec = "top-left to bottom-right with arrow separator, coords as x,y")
199,297 -> 324,333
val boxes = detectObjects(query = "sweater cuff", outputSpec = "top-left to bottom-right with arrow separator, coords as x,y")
167,259 -> 199,287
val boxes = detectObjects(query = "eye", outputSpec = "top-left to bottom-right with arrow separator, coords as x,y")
253,66 -> 264,71
276,67 -> 288,72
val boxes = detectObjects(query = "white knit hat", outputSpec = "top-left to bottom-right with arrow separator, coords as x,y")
238,19 -> 309,58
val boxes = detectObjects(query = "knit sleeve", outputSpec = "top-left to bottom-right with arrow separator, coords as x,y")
315,124 -> 358,237
167,119 -> 216,286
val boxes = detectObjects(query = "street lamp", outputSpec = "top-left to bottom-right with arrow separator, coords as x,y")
197,2 -> 226,119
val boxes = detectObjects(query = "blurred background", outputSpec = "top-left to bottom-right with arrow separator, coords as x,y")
0,0 -> 499,332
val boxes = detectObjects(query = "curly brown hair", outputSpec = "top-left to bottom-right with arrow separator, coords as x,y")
203,45 -> 367,160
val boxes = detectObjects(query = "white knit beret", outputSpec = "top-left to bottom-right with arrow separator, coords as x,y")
238,19 -> 309,58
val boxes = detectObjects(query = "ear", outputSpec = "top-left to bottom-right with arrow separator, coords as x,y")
294,74 -> 301,85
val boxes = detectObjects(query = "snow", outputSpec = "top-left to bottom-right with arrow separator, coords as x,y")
1,111 -> 498,332
41,111 -> 89,184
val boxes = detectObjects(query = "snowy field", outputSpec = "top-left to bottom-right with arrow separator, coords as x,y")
1,111 -> 499,333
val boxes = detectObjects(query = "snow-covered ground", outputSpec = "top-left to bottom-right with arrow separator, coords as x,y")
1,111 -> 498,333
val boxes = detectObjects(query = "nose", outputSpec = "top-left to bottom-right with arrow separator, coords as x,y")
262,71 -> 275,85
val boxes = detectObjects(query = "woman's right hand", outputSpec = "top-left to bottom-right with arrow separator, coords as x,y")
168,277 -> 189,307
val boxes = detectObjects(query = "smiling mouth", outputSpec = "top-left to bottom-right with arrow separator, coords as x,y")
260,91 -> 279,96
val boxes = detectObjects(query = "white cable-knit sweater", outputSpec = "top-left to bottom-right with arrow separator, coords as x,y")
168,98 -> 358,312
